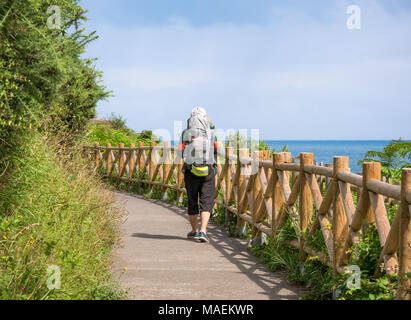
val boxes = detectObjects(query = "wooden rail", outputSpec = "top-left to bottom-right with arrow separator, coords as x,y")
83,141 -> 411,300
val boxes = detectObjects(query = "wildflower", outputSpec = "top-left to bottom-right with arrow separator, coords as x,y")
4,220 -> 8,224
19,215 -> 23,219
3,235 -> 7,240
123,267 -> 128,271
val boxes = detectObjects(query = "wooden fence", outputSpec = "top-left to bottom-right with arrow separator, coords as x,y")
83,141 -> 411,299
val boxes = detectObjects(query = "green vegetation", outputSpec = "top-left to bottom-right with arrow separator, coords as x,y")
0,0 -> 110,149
2,0 -> 405,300
249,239 -> 398,300
0,1 -> 126,299
244,140 -> 407,300
358,139 -> 411,181
0,133 -> 125,299
83,113 -> 160,147
225,131 -> 288,156
210,140 -> 406,300
94,136 -> 408,300
90,130 -> 410,300
210,205 -> 399,300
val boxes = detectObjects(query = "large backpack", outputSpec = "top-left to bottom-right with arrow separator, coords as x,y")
181,115 -> 215,176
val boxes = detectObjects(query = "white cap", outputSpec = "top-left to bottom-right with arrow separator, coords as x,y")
191,106 -> 207,118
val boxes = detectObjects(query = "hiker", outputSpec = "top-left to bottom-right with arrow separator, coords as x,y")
178,107 -> 218,243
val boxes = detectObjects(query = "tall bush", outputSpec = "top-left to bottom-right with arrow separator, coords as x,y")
0,0 -> 110,169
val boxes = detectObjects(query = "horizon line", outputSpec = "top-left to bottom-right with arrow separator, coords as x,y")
261,139 -> 409,141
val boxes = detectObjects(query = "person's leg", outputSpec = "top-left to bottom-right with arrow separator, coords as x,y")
189,214 -> 199,233
199,168 -> 216,236
199,211 -> 211,234
184,171 -> 200,235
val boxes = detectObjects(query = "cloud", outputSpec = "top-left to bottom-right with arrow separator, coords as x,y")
106,66 -> 213,92
86,0 -> 411,140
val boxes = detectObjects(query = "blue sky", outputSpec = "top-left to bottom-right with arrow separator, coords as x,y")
80,0 -> 411,141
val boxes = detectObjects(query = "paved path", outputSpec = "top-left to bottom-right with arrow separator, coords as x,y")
111,192 -> 303,300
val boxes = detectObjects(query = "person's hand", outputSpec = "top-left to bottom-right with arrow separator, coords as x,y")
207,118 -> 215,129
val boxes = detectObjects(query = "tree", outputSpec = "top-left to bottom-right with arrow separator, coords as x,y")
107,113 -> 127,130
0,0 -> 110,170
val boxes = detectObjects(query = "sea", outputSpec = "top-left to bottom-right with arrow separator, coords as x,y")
172,140 -> 394,173
264,140 -> 391,174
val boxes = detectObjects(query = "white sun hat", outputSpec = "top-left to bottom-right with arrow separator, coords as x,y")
191,106 -> 207,118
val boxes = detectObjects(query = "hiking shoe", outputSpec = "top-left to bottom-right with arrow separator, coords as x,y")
187,231 -> 200,240
198,232 -> 209,243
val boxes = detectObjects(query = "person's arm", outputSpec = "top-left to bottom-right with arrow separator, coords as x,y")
177,129 -> 187,159
211,126 -> 221,155
207,117 -> 215,130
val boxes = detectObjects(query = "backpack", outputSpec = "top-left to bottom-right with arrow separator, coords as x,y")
181,115 -> 215,176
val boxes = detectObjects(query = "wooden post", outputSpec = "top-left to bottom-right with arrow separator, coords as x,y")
129,143 -> 136,182
236,148 -> 249,236
333,156 -> 349,272
362,162 -> 378,224
148,141 -> 156,182
299,153 -> 313,262
162,142 -> 171,200
137,142 -> 144,193
137,142 -> 144,176
365,162 -> 393,258
251,151 -> 265,245
93,142 -> 99,169
147,141 -> 156,193
225,146 -> 234,226
272,153 -> 285,230
319,161 -> 324,195
338,163 -> 376,267
283,152 -> 292,192
118,143 -> 125,178
397,168 -> 411,300
291,158 -> 297,188
356,171 -> 363,203
176,144 -> 185,205
106,143 -> 112,177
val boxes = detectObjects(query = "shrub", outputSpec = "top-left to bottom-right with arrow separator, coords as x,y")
84,120 -> 160,148
358,139 -> 411,181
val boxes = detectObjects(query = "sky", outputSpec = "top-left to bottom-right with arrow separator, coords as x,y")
80,0 -> 411,141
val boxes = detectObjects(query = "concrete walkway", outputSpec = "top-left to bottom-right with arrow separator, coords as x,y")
111,192 -> 303,300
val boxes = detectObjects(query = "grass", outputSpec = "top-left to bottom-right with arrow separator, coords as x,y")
0,132 -> 126,300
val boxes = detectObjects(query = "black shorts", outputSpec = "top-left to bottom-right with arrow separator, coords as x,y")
184,166 -> 216,216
